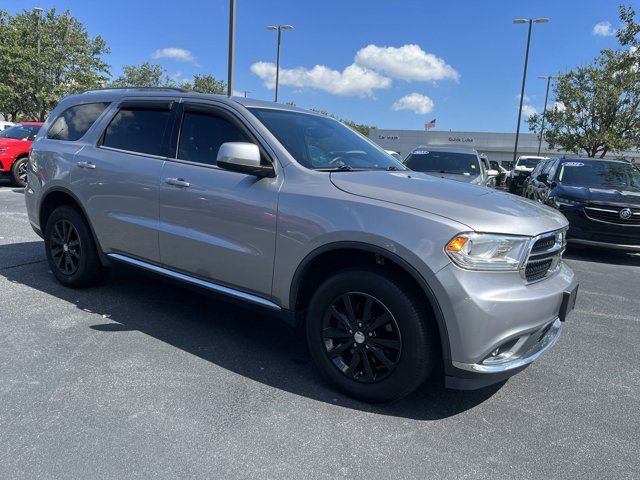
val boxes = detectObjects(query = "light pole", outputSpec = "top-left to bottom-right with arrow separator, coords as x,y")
266,24 -> 294,102
536,75 -> 557,155
512,18 -> 549,164
243,90 -> 251,98
227,0 -> 236,97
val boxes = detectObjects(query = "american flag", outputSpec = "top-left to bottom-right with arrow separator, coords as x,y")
424,119 -> 436,130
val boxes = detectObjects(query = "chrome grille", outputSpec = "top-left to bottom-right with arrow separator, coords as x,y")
584,205 -> 640,226
522,229 -> 566,283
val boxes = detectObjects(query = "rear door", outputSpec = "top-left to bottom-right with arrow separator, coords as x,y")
72,97 -> 177,263
158,101 -> 280,297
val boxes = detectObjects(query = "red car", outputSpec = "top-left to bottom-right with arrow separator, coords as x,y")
0,122 -> 43,187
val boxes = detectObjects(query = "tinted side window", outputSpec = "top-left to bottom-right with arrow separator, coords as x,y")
177,111 -> 249,166
47,102 -> 110,141
102,108 -> 171,156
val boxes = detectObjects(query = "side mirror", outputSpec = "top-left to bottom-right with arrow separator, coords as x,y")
487,169 -> 499,177
536,173 -> 548,183
217,142 -> 274,178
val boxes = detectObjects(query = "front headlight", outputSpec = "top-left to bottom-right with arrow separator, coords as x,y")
553,196 -> 582,207
445,233 -> 530,271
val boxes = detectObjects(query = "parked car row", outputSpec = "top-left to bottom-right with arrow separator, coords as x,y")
516,155 -> 640,252
24,88 -> 577,402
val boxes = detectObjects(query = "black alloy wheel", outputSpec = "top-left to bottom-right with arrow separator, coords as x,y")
17,159 -> 28,184
50,219 -> 82,276
11,157 -> 29,187
322,292 -> 402,383
44,205 -> 106,287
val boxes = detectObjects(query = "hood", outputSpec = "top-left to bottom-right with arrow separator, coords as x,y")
557,184 -> 640,206
422,172 -> 480,184
330,171 -> 568,236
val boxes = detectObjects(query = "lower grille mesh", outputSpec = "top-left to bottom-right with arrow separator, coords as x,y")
525,259 -> 553,282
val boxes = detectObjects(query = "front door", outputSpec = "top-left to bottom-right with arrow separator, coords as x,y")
158,103 -> 280,297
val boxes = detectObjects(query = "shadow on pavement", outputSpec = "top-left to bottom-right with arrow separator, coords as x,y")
0,240 -> 503,420
564,245 -> 640,267
0,178 -> 23,193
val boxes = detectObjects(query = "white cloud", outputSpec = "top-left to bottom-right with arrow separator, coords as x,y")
521,104 -> 538,117
392,93 -> 435,115
250,43 -> 458,97
250,61 -> 391,97
553,101 -> 566,112
516,93 -> 531,102
354,44 -> 459,82
592,21 -> 615,37
151,47 -> 198,65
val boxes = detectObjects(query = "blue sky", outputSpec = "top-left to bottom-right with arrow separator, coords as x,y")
3,0 -> 627,132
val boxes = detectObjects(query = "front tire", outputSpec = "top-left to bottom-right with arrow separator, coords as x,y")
10,156 -> 29,187
305,269 -> 437,402
44,205 -> 106,288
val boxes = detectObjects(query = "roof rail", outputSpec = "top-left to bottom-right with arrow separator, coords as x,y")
81,87 -> 190,94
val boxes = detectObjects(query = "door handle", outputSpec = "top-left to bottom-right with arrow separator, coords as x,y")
165,177 -> 191,188
76,161 -> 96,170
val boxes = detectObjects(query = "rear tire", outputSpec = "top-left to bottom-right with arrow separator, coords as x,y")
10,156 -> 28,187
44,205 -> 106,288
305,268 -> 437,403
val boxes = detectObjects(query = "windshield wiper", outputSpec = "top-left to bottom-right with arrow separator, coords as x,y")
423,169 -> 465,174
315,165 -> 354,172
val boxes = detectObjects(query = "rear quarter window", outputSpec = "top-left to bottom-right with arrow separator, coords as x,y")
47,102 -> 110,141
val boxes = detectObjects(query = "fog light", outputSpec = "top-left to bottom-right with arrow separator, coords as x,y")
482,337 -> 522,365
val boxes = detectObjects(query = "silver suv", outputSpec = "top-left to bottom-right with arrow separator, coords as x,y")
25,88 -> 578,402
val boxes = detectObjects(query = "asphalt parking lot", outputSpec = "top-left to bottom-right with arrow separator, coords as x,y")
0,179 -> 638,480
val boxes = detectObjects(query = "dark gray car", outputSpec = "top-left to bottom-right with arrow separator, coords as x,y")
24,88 -> 578,402
403,145 -> 498,187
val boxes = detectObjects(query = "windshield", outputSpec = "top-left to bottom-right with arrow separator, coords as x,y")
249,108 -> 405,171
558,161 -> 640,188
0,124 -> 40,141
516,157 -> 543,168
404,150 -> 480,175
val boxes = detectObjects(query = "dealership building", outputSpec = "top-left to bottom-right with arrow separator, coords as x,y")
369,128 -> 640,166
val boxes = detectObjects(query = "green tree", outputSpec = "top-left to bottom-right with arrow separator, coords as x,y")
0,8 -> 110,121
109,62 -> 174,88
527,5 -> 639,157
310,108 -> 376,137
181,73 -> 226,94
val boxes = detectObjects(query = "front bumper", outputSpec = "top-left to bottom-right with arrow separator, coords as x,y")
452,318 -> 561,373
436,261 -> 576,390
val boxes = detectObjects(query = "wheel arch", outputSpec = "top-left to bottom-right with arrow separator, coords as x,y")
39,187 -> 110,267
289,241 -> 451,362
